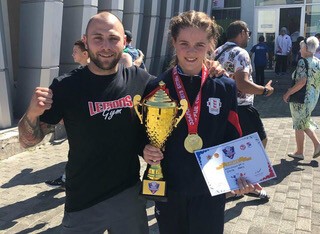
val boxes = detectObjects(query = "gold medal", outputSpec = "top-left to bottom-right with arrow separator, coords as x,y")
184,134 -> 203,153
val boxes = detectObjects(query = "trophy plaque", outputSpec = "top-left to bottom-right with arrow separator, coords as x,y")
133,81 -> 187,201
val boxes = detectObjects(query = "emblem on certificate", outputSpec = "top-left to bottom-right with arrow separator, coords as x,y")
133,81 -> 187,201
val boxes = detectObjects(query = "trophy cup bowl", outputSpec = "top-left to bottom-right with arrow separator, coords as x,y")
133,81 -> 187,201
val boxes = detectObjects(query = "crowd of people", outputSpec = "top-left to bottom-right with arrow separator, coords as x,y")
17,9 -> 320,234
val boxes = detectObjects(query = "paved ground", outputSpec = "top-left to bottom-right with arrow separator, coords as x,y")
1,70 -> 320,233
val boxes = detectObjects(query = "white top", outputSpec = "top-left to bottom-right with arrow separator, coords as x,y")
275,34 -> 292,56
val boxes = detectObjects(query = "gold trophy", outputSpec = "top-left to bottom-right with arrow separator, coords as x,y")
133,81 -> 187,201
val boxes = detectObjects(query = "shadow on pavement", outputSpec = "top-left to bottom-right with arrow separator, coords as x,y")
0,189 -> 65,231
1,162 -> 66,188
260,158 -> 319,188
224,199 -> 269,223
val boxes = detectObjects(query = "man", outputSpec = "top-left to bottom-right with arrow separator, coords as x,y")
275,27 -> 292,76
123,30 -> 146,70
18,12 -> 153,234
214,20 -> 274,201
250,35 -> 269,86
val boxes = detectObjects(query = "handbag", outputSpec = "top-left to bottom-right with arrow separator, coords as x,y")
288,58 -> 309,104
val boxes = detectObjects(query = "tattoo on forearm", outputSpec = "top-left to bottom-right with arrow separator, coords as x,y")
18,115 -> 54,148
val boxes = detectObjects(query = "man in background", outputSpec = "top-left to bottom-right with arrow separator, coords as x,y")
250,35 -> 269,86
275,27 -> 292,76
124,30 -> 146,70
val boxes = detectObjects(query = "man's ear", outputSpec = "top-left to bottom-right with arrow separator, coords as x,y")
124,35 -> 127,48
83,35 -> 88,50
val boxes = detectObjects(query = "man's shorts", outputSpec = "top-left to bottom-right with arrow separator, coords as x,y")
238,105 -> 267,141
61,182 -> 148,234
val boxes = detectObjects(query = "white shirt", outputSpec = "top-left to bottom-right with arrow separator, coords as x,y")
275,34 -> 292,56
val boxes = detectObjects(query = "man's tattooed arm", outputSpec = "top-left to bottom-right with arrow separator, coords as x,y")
18,114 -> 55,148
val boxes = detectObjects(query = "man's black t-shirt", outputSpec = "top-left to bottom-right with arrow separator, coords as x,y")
40,65 -> 153,212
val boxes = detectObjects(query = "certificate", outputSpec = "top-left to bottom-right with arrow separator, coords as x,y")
194,132 -> 276,196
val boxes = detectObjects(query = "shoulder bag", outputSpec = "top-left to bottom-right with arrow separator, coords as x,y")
288,58 -> 309,104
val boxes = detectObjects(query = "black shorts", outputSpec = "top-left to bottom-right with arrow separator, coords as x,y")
238,105 -> 267,141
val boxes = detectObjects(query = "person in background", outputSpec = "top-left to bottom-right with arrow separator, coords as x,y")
283,36 -> 320,160
45,39 -> 90,189
250,35 -> 269,86
142,11 -> 257,234
72,39 -> 90,67
123,30 -> 146,70
275,27 -> 292,76
266,35 -> 275,70
215,20 -> 274,201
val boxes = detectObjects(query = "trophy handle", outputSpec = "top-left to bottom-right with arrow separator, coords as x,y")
174,99 -> 188,128
133,95 -> 143,124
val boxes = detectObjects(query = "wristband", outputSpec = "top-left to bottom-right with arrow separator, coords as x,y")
262,87 -> 269,96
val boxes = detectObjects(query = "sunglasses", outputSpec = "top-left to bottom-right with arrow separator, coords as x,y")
243,29 -> 252,37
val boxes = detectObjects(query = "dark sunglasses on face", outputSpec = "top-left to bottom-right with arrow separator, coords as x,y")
243,29 -> 251,37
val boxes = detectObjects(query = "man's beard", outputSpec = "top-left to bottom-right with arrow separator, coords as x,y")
88,49 -> 122,71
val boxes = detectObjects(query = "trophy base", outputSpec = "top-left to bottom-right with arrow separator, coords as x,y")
140,179 -> 167,202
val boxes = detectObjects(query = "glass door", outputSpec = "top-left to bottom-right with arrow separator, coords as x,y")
254,6 -> 304,69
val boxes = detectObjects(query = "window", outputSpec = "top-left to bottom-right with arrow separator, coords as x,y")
212,0 -> 241,9
255,0 -> 303,6
305,4 -> 320,37
212,9 -> 241,31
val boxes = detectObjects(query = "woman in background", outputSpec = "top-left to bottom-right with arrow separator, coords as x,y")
283,36 -> 320,160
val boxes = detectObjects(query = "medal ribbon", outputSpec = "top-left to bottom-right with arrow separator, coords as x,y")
172,64 -> 208,134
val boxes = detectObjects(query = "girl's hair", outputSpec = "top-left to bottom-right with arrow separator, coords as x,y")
300,36 -> 319,54
168,10 -> 220,67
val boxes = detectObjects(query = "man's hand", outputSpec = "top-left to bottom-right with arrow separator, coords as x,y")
27,87 -> 53,120
264,80 -> 274,96
143,144 -> 164,165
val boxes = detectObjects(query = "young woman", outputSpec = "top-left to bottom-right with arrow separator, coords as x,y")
142,11 -> 256,234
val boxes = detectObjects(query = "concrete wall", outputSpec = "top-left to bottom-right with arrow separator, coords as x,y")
0,0 -> 13,128
59,0 -> 98,75
16,0 -> 63,117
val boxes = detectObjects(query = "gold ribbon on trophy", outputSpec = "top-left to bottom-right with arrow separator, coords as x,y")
133,81 -> 187,201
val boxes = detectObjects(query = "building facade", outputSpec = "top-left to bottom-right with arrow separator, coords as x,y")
0,0 -> 213,129
213,0 -> 320,52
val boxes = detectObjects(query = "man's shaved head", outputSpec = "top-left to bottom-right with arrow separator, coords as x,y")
85,11 -> 124,36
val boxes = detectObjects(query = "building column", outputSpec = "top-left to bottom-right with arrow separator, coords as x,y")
174,0 -> 185,16
123,0 -> 144,48
187,0 -> 196,10
0,0 -> 13,128
98,0 -> 124,21
205,0 -> 212,16
59,1 -> 98,75
199,0 -> 205,12
140,0 -> 161,74
16,0 -> 63,117
153,0 -> 174,76
241,0 -> 255,49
